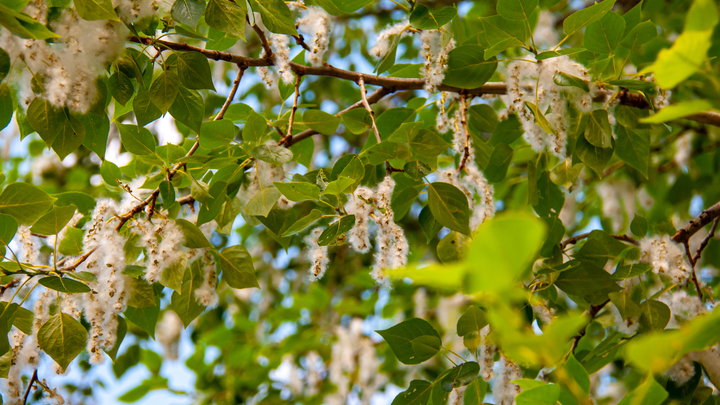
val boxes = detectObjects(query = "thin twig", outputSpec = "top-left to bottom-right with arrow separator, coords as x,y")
560,232 -> 639,250
359,76 -> 392,175
115,68 -> 246,230
457,94 -> 472,172
693,217 -> 719,265
57,247 -> 97,272
22,369 -> 38,405
683,241 -> 704,299
279,74 -> 302,146
672,200 -> 720,245
248,16 -> 273,59
571,300 -> 609,353
292,34 -> 312,52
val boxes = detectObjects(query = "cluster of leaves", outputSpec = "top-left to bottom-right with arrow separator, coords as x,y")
0,0 -> 719,403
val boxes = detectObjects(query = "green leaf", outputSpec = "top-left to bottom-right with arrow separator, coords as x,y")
409,5 -> 457,30
30,205 -> 76,235
323,176 -> 356,195
171,0 -> 205,27
318,215 -> 355,246
245,186 -> 281,217
65,271 -> 97,283
490,115 -> 523,146
575,133 -> 613,177
204,0 -> 247,40
201,119 -> 238,149
249,0 -> 297,35
242,110 -> 267,143
124,304 -> 159,337
465,213 -> 545,294
283,209 -> 323,237
73,0 -> 118,21
376,318 -> 441,365
583,11 -> 625,54
0,5 -> 61,40
553,71 -> 590,92
53,192 -> 96,215
563,0 -> 617,38
609,291 -> 642,319
484,143 -> 513,182
481,15 -> 529,57
630,215 -> 648,237
404,161 -> 432,179
169,87 -> 203,134
441,362 -> 480,392
39,276 -> 91,293
108,72 -> 134,106
273,182 -> 322,201
214,245 -> 259,289
132,90 -> 162,127
463,378 -> 489,405
516,384 -> 561,405
468,104 -> 500,134
101,160 -> 122,187
554,262 -> 621,304
584,109 -> 613,148
342,109 -> 372,134
419,205 -> 442,243
0,214 -> 18,245
171,263 -> 206,327
392,380 -> 432,405
640,100 -> 713,124
177,52 -> 216,91
104,316 -> 127,362
614,125 -> 649,177
443,45 -> 498,89
0,48 -> 10,83
525,101 -> 556,135
620,20 -> 657,49
427,182 -> 471,236
496,0 -> 538,21
175,218 -> 212,248
251,144 -> 293,165
457,306 -> 489,336
77,112 -> 109,158
303,110 -> 342,135
617,376 -> 668,405
638,300 -> 671,332
117,123 -> 156,155
127,277 -> 156,308
364,142 -> 410,165
37,313 -> 88,371
0,84 -> 14,131
149,70 -> 180,113
0,183 -> 56,225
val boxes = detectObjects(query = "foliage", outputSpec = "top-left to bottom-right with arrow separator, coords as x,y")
0,0 -> 720,403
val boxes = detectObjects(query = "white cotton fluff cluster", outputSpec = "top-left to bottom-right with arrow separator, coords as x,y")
438,168 -> 495,232
371,176 -> 409,288
639,235 -> 693,285
304,351 -> 322,396
420,30 -> 455,92
493,355 -> 522,405
81,199 -> 128,364
6,330 -> 27,400
113,0 -> 166,22
448,386 -> 467,404
157,311 -> 183,361
664,356 -> 696,385
668,289 -> 707,323
195,252 -> 219,308
18,225 -> 38,265
479,325 -> 496,381
297,7 -> 331,67
344,186 -> 374,253
270,34 -> 294,85
504,57 -> 593,158
532,11 -> 559,47
140,219 -> 185,284
325,319 -> 386,404
596,179 -> 636,232
655,88 -> 671,109
305,227 -> 329,280
370,20 -> 411,59
0,11 -> 125,113
674,133 -> 693,168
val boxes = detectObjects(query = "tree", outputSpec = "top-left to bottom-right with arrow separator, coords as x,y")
0,0 -> 719,402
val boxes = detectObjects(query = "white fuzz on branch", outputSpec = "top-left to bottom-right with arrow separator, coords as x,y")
639,235 -> 693,285
370,20 -> 410,59
270,34 -> 295,85
297,7 -> 331,67
345,186 -> 374,253
305,227 -> 329,281
371,175 -> 408,288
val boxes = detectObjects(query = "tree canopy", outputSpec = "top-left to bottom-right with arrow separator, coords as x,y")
1,0 -> 720,403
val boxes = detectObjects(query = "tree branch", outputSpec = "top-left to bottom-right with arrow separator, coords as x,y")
457,94 -> 472,172
22,369 -> 38,405
115,67 -> 246,230
672,200 -> 720,245
571,300 -> 610,353
129,36 -> 720,128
